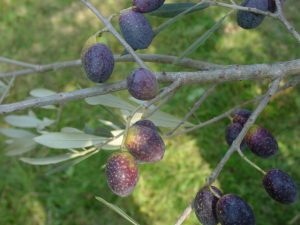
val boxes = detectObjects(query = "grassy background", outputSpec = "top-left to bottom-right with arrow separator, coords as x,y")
1,0 -> 300,224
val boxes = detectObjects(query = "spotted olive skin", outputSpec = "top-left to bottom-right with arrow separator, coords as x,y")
119,9 -> 154,50
105,152 -> 138,197
127,68 -> 158,100
81,43 -> 115,83
125,121 -> 165,163
194,186 -> 222,225
216,194 -> 256,225
133,0 -> 165,13
225,123 -> 247,150
232,109 -> 252,126
237,0 -> 269,29
263,169 -> 298,204
134,119 -> 157,131
245,125 -> 278,158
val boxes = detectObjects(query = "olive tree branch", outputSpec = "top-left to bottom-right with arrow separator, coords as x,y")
80,0 -> 148,69
0,54 -> 221,79
1,59 -> 300,114
174,78 -> 281,225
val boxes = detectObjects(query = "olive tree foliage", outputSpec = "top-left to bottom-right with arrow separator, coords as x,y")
0,0 -> 299,224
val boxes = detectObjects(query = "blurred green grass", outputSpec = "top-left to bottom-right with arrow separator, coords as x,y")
1,0 -> 300,225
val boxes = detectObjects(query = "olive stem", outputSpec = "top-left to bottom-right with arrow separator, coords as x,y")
237,148 -> 267,175
209,185 -> 222,199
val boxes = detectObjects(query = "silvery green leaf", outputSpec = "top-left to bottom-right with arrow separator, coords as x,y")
6,138 -> 37,156
102,132 -> 123,150
61,127 -> 84,133
5,115 -> 42,128
149,111 -> 194,128
0,80 -> 6,87
34,132 -> 108,149
85,94 -> 135,111
130,112 -> 144,125
0,128 -> 35,138
20,153 -> 81,165
111,130 -> 124,136
128,97 -> 145,105
38,118 -> 55,130
46,151 -> 98,175
187,88 -> 205,102
121,110 -> 193,128
0,80 -> 6,94
40,105 -> 57,110
98,119 -> 121,130
95,196 -> 140,225
30,88 -> 56,97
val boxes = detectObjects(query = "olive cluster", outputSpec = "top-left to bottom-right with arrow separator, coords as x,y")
106,120 -> 165,197
194,109 -> 297,225
81,0 -> 165,100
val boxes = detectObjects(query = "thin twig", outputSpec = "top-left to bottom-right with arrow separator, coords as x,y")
0,57 -> 38,69
174,204 -> 193,225
167,84 -> 217,136
0,76 -> 15,104
275,0 -> 300,43
206,0 -> 276,17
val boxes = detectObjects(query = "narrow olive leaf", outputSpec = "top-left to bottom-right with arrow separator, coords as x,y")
34,132 -> 107,149
0,80 -> 6,95
20,153 -> 81,165
130,112 -> 144,125
98,119 -> 121,130
175,12 -> 232,63
0,128 -> 35,138
149,111 -> 194,128
95,196 -> 140,225
102,131 -> 124,150
39,118 -> 55,130
0,80 -> 6,87
5,138 -> 37,156
85,94 -> 135,111
30,88 -> 56,97
149,2 -> 209,18
4,114 -> 55,129
60,127 -> 84,133
154,2 -> 209,35
46,151 -> 98,175
120,110 -> 194,128
5,115 -> 41,128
